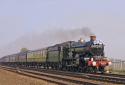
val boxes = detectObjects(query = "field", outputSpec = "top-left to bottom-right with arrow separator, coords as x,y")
0,69 -> 56,85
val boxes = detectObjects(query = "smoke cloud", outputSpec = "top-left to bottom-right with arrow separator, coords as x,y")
0,27 -> 94,57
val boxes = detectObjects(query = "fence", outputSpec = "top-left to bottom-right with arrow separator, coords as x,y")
110,59 -> 125,71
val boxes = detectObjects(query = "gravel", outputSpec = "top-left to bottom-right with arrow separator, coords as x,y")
0,69 -> 56,85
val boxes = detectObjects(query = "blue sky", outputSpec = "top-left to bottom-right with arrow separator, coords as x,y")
0,0 -> 125,59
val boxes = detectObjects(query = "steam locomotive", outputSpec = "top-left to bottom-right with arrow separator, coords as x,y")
0,35 -> 111,73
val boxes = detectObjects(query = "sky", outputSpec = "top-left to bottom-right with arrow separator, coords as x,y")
0,0 -> 125,59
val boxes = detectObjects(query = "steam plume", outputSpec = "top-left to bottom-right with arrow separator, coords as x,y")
0,27 -> 94,57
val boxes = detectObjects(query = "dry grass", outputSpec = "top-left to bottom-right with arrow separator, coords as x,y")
0,69 -> 57,85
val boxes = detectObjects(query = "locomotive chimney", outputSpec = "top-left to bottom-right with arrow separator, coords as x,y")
90,35 -> 96,41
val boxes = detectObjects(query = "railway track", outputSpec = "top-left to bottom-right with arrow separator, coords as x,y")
0,65 -> 124,85
101,73 -> 125,78
20,66 -> 125,84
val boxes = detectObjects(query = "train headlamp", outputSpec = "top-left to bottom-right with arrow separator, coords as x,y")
92,61 -> 96,66
91,58 -> 94,61
108,61 -> 112,65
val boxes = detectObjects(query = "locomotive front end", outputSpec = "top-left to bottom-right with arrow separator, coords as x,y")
86,35 -> 111,73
